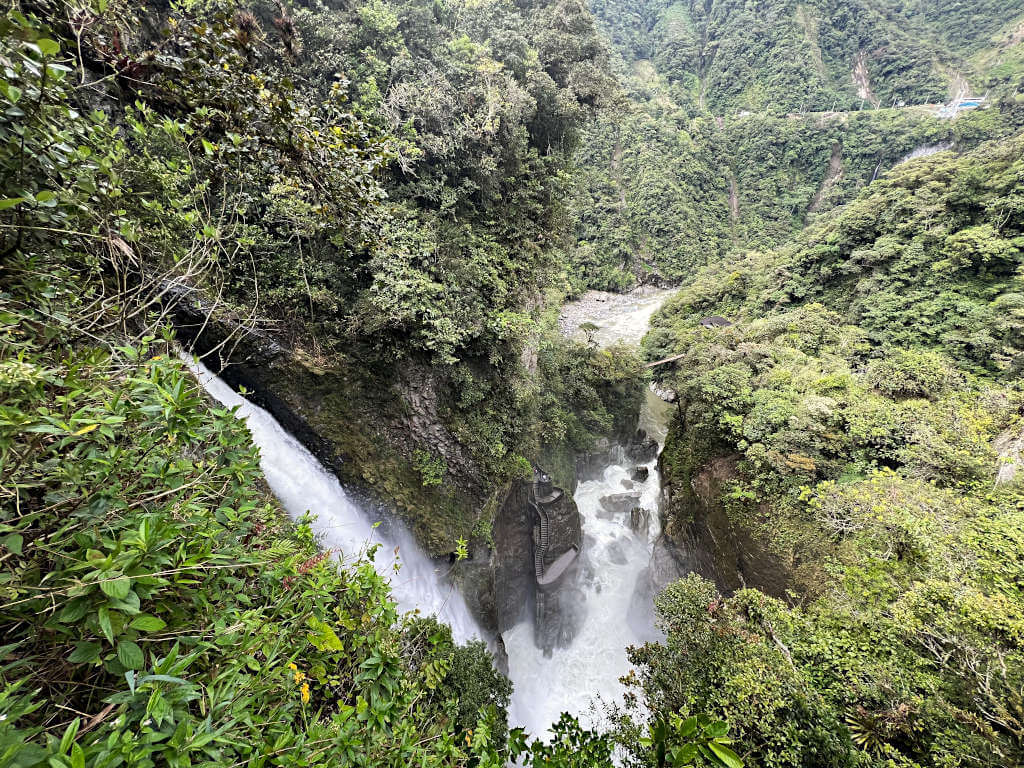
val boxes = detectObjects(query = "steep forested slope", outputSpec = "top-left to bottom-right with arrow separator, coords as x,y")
567,0 -> 1024,291
0,0 -> 653,552
637,129 -> 1024,768
0,4 -> 649,766
590,0 -> 1023,115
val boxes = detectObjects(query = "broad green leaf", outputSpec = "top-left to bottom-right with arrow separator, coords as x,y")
130,615 -> 166,632
59,718 -> 80,753
0,197 -> 25,211
101,577 -> 132,600
138,674 -> 189,686
58,600 -> 89,623
669,743 -> 698,766
37,38 -> 60,57
707,741 -> 743,768
679,716 -> 698,738
1,533 -> 23,555
707,720 -> 729,739
67,641 -> 102,664
97,605 -> 114,643
117,640 -> 144,670
307,615 -> 344,652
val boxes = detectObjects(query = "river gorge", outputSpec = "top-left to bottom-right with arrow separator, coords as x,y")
187,286 -> 676,737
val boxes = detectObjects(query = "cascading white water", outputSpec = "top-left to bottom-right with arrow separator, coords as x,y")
185,357 -> 482,644
504,444 -> 663,734
505,288 -> 676,736
185,284 -> 675,739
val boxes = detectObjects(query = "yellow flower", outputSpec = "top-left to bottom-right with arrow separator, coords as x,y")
293,670 -> 305,684
288,663 -> 297,671
300,682 -> 310,704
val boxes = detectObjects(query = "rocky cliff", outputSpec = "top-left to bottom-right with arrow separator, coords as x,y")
168,286 -> 591,650
653,412 -> 792,599
167,285 -> 491,556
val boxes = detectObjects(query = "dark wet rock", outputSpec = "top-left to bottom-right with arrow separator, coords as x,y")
660,447 -> 793,598
492,466 -> 585,657
648,534 -> 693,592
630,506 -> 651,537
535,579 -> 586,656
626,429 -> 659,463
650,382 -> 678,403
631,466 -> 650,482
699,315 -> 732,329
598,492 -> 641,520
576,439 -> 621,483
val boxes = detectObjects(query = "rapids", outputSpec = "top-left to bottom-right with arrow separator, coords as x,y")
505,286 -> 676,735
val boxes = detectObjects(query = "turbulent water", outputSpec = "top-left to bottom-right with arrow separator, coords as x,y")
185,357 -> 482,644
186,286 -> 674,738
505,289 -> 676,735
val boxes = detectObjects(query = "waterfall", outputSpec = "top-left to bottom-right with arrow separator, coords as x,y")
505,289 -> 677,736
184,283 -> 675,739
184,356 -> 482,644
897,141 -> 954,166
504,446 -> 661,733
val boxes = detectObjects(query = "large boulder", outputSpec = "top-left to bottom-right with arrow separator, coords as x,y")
626,429 -> 659,463
630,506 -> 651,537
598,492 -> 641,520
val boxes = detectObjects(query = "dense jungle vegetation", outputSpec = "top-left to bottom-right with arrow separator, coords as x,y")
568,0 -> 1024,290
0,0 -> 655,765
4,0 -> 1024,766
642,120 -> 1024,766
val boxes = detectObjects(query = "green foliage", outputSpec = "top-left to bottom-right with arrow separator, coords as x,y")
642,714 -> 744,768
3,0 -> 622,536
413,449 -> 447,487
863,347 -> 962,399
568,0 -> 1024,291
649,133 -> 1024,374
535,335 -> 647,453
639,99 -> 1024,768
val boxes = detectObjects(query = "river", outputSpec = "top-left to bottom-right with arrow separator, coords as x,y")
505,286 -> 675,734
185,284 -> 675,740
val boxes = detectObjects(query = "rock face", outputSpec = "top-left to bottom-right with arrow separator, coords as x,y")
491,469 -> 583,654
167,285 -> 589,657
650,381 -> 678,403
658,415 -> 792,598
630,506 -> 651,537
598,492 -> 641,520
631,466 -> 650,482
995,425 -> 1024,486
164,284 -> 487,555
575,439 -> 620,483
626,429 -> 659,463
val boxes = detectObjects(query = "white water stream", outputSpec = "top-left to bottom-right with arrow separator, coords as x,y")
504,288 -> 676,735
185,285 -> 675,739
185,356 -> 482,644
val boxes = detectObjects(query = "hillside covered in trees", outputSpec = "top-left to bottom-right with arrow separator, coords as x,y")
642,119 -> 1024,767
568,0 -> 1024,290
0,0 -> 644,764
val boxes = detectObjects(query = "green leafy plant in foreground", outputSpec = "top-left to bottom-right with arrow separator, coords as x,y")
643,715 -> 744,768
